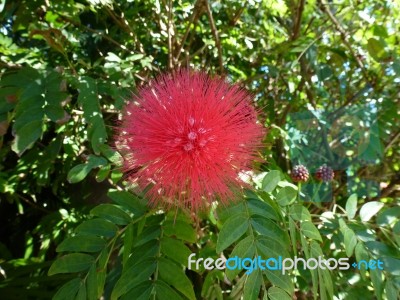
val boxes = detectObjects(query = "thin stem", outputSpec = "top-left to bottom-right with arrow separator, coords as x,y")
167,0 -> 173,69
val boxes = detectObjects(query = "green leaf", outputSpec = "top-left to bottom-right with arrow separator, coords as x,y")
385,278 -> 398,300
364,241 -> 399,257
264,269 -> 294,295
370,268 -> 384,299
216,215 -> 249,253
247,198 -> 278,220
154,280 -> 184,300
120,281 -> 154,300
78,77 -> 107,154
345,194 -> 357,220
243,268 -> 262,300
201,270 -> 224,299
126,241 -> 159,269
355,243 -> 369,280
367,38 -> 386,61
48,253 -> 94,275
96,248 -> 109,297
96,164 -> 111,182
75,218 -> 118,238
359,201 -> 384,222
226,236 -> 255,280
310,241 -> 333,299
300,234 -> 318,298
339,223 -> 357,257
317,65 -> 333,81
217,201 -> 246,223
161,236 -> 192,267
268,286 -> 291,300
111,258 -> 156,300
380,257 -> 400,276
163,220 -> 196,243
256,236 -> 290,259
53,278 -> 81,300
123,223 -> 134,266
67,155 -> 107,183
373,25 -> 388,38
13,104 -> 43,130
276,186 -> 297,206
75,282 -> 87,300
321,267 -> 333,300
289,217 -> 298,256
133,225 -> 161,247
300,221 -> 322,242
393,60 -> 400,76
44,104 -> 65,122
56,235 -> 106,252
86,264 -> 98,300
67,164 -> 93,183
99,144 -> 123,165
262,170 -> 281,192
128,53 -> 145,61
289,204 -> 311,221
91,204 -> 131,225
107,189 -> 147,216
158,257 -> 196,300
11,119 -> 43,155
250,217 -> 289,247
376,206 -> 400,226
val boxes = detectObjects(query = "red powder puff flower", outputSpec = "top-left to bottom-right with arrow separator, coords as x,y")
116,70 -> 264,211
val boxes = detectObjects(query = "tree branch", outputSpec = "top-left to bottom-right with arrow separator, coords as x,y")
204,0 -> 224,73
175,0 -> 203,64
319,0 -> 371,83
292,0 -> 305,40
167,0 -> 173,69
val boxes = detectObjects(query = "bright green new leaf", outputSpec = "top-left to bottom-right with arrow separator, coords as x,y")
276,186 -> 297,206
360,201 -> 384,222
262,170 -> 281,192
345,194 -> 358,220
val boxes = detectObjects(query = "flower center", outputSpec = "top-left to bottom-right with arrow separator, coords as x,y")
183,143 -> 194,152
188,131 -> 197,140
175,118 -> 213,153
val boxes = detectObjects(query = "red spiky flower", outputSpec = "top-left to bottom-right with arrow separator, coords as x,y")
116,70 -> 264,211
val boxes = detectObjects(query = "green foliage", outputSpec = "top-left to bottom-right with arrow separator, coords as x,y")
1,0 -> 400,299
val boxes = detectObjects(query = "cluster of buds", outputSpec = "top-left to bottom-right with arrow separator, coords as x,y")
291,165 -> 309,183
290,164 -> 334,183
315,164 -> 334,182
